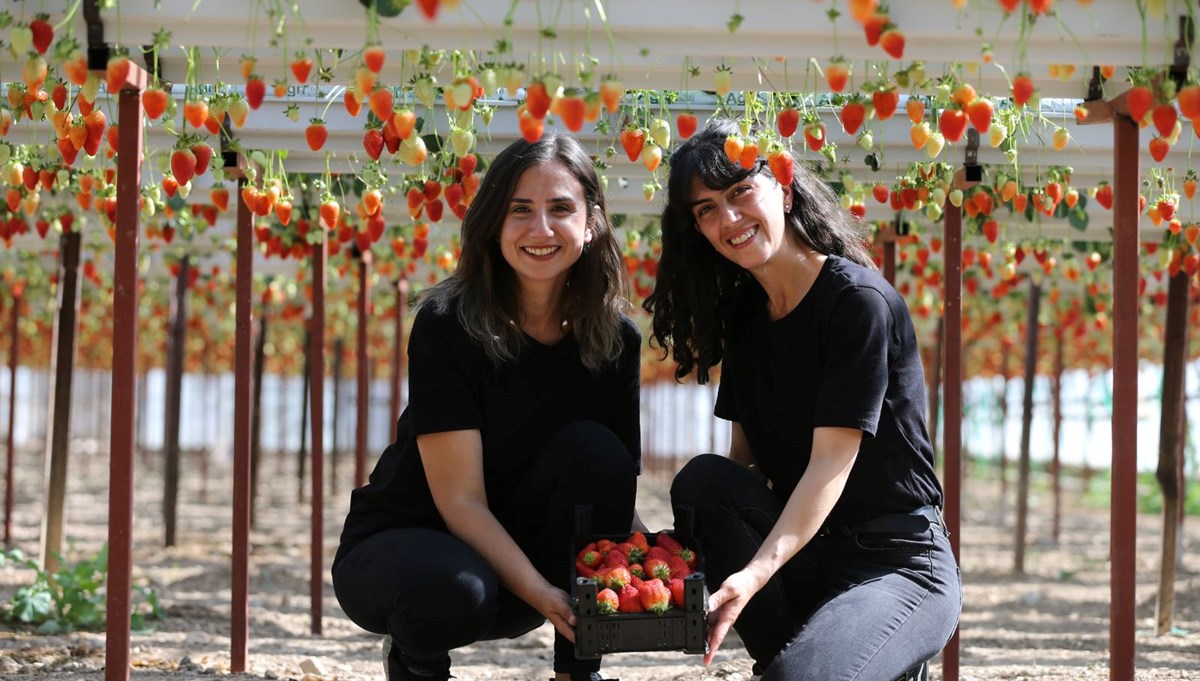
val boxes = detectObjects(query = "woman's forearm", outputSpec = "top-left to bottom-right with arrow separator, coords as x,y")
439,498 -> 552,606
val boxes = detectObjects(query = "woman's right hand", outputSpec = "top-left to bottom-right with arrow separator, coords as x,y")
532,582 -> 578,643
704,569 -> 763,665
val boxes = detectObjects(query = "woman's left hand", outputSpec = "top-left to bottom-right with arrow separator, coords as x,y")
703,569 -> 762,665
533,584 -> 578,643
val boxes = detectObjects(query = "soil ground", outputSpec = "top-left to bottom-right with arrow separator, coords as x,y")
1,446 -> 1197,680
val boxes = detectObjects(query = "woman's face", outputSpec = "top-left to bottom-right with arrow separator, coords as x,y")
499,160 -> 594,295
688,169 -> 791,270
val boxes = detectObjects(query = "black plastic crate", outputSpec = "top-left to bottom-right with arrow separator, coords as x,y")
570,505 -> 709,659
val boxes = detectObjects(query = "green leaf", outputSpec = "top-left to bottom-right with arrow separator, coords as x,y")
12,588 -> 53,623
1068,206 -> 1089,232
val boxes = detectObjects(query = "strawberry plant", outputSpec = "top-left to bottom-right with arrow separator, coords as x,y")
0,545 -> 162,633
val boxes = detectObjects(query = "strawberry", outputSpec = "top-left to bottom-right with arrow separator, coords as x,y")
227,97 -> 249,128
939,108 -> 968,142
641,144 -> 663,172
425,197 -> 444,222
1158,198 -> 1176,221
1011,74 -> 1035,108
245,76 -> 266,109
363,128 -> 384,160
558,93 -> 586,132
29,15 -> 54,55
863,13 -> 888,46
967,98 -> 993,132
162,175 -> 179,198
982,219 -> 999,244
617,584 -> 644,613
306,118 -> 328,151
879,28 -> 905,59
667,577 -> 686,608
1184,174 -> 1197,200
1052,127 -> 1070,151
444,182 -> 465,208
655,533 -> 683,555
848,0 -> 879,22
517,105 -> 544,142
666,555 -> 692,579
407,187 -> 426,218
363,45 -> 386,74
525,81 -> 552,119
211,186 -> 230,212
106,124 -> 120,155
63,51 -> 88,87
190,142 -> 213,176
620,126 -> 646,162
606,565 -> 632,589
368,87 -> 394,123
677,548 -> 697,569
637,578 -> 672,614
722,136 -> 744,165
170,147 -> 197,185
1152,103 -> 1177,138
1123,84 -> 1152,123
1012,193 -> 1028,214
416,0 -> 440,20
142,86 -> 169,120
1149,136 -> 1170,163
49,81 -> 68,111
458,153 -> 478,175
872,183 -> 889,204
713,65 -> 733,96
825,60 -> 850,93
290,54 -> 314,84
676,111 -> 698,139
739,140 -> 759,169
183,99 -> 209,129
841,101 -> 866,136
596,588 -> 619,615
392,108 -> 417,139
768,148 -> 795,186
906,98 -> 925,125
319,199 -> 340,230
910,122 -> 931,149
1178,84 -> 1200,120
872,86 -> 899,120
998,0 -> 1020,11
82,109 -> 106,156
776,107 -> 800,138
598,76 -> 624,113
23,55 -> 47,91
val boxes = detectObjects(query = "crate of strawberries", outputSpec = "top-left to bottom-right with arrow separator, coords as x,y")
570,506 -> 708,659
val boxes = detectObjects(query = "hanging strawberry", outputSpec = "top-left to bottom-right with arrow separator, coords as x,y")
872,84 -> 899,120
777,106 -> 800,138
841,99 -> 866,136
825,59 -> 850,93
1152,103 -> 1177,138
291,53 -> 314,84
306,118 -> 328,151
1149,136 -> 1170,163
245,75 -> 266,109
620,126 -> 646,163
363,128 -> 384,160
363,44 -> 386,74
1011,74 -> 1035,108
142,86 -> 169,120
599,76 -> 624,114
938,108 -> 968,143
676,112 -> 698,139
29,14 -> 54,55
1184,170 -> 1197,200
1126,83 -> 1153,123
767,145 -> 794,186
171,146 -> 197,185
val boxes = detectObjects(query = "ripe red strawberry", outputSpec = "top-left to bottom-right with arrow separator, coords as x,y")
162,174 -> 179,198
1149,136 -> 1170,163
191,142 -> 213,176
106,55 -> 131,94
606,566 -> 632,589
872,87 -> 899,120
603,549 -> 629,568
967,98 -> 993,132
1158,198 -> 1176,221
245,76 -> 266,109
425,197 -> 444,222
768,148 -> 795,186
1152,103 -> 1177,138
444,182 -> 465,208
363,128 -> 384,160
863,13 -> 888,46
645,546 -> 671,563
596,588 -> 619,615
627,531 -> 651,554
30,15 -> 54,55
416,0 -> 440,20
368,87 -> 394,123
643,558 -> 671,581
82,109 -> 106,156
290,54 -> 313,84
667,578 -> 685,608
982,219 -> 999,244
171,147 -> 197,185
142,86 -> 169,120
319,199 -> 340,230
1095,183 -> 1113,210
776,107 -> 800,138
803,123 -> 825,151
677,547 -> 697,569
637,578 -> 672,614
363,45 -> 386,73
517,105 -> 544,142
620,126 -> 646,162
825,60 -> 850,92
211,186 -> 230,212
879,28 -> 905,59
1125,85 -> 1152,122
674,111 -> 698,140
617,583 -> 644,613
21,166 -> 37,192
306,118 -> 328,151
558,93 -> 586,132
666,555 -> 692,579
841,101 -> 866,136
458,153 -> 478,175
939,108 -> 968,142
525,81 -> 552,119
655,533 -> 683,555
872,183 -> 889,204
1012,74 -> 1035,108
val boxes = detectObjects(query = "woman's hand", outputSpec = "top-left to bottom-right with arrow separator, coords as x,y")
704,569 -> 763,665
533,582 -> 578,642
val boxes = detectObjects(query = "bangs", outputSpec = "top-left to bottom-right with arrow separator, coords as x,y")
667,139 -> 764,216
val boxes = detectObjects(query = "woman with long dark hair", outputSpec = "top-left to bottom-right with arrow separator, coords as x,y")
333,132 -> 640,681
645,117 -> 961,680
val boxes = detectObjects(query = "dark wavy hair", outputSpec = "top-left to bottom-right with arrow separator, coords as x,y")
643,117 -> 874,383
420,132 -> 628,371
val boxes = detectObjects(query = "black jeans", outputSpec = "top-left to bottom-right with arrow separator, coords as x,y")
332,421 -> 638,675
672,454 -> 962,681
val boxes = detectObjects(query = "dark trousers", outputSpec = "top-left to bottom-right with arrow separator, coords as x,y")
672,454 -> 962,681
332,421 -> 638,675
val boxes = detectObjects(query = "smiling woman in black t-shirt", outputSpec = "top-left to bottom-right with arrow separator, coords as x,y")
333,133 -> 640,681
644,118 -> 961,681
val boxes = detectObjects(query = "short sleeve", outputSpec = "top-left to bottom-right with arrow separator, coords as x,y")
812,286 -> 891,438
406,306 -> 485,435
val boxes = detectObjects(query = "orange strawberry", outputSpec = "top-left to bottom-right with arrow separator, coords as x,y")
676,112 -> 698,139
841,100 -> 866,136
848,0 -> 879,22
22,54 -> 47,91
640,144 -> 663,172
776,107 -> 800,138
518,105 -> 544,142
558,93 -> 586,132
319,199 -> 340,230
1184,174 -> 1197,200
211,186 -> 230,212
106,124 -> 120,155
182,99 -> 209,129
1178,84 -> 1200,120
879,28 -> 905,59
768,147 -> 794,186
906,97 -> 925,125
363,45 -> 386,74
245,76 -> 266,109
723,134 -> 744,164
306,118 -> 328,151
368,87 -> 394,122
290,54 -> 314,83
392,108 -> 416,139
142,86 -> 169,120
739,139 -> 759,168
1126,85 -> 1152,123
105,55 -> 131,94
343,89 -> 363,117
1012,74 -> 1035,108
599,76 -> 623,113
620,126 -> 646,162
525,81 -> 553,119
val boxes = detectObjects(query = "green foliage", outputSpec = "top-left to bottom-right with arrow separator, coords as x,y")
1079,469 -> 1200,517
0,545 -> 163,633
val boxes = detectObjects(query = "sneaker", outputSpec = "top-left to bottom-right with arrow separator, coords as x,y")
548,674 -> 617,681
381,635 -> 454,681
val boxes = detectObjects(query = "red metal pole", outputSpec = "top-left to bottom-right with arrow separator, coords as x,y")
310,239 -> 327,635
105,62 -> 147,681
1110,109 -> 1139,681
232,175 -> 254,672
4,293 -> 19,547
355,251 -> 372,489
941,196 -> 963,681
883,239 -> 896,287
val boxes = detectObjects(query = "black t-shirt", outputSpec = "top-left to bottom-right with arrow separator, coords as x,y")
337,300 -> 642,554
714,254 -> 942,528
